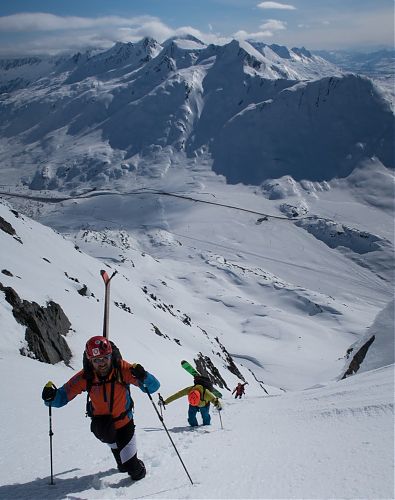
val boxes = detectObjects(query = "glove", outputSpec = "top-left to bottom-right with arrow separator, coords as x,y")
130,364 -> 147,382
42,381 -> 57,402
213,398 -> 222,411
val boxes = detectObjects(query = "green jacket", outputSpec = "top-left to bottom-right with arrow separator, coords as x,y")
163,384 -> 218,408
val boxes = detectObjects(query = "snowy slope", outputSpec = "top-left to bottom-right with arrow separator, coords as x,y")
315,48 -> 395,98
212,74 -> 393,183
0,197 -> 393,497
1,155 -> 393,391
0,200 -> 252,394
251,42 -> 343,80
0,348 -> 393,499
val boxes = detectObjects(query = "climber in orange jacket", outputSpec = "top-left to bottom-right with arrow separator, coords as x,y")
42,336 -> 160,480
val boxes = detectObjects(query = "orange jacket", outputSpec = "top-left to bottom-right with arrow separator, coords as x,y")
49,360 -> 160,429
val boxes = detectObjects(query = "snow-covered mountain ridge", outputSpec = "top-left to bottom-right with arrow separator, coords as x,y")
0,35 -> 392,191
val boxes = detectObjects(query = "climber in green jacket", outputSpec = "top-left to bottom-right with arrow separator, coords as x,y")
159,383 -> 222,426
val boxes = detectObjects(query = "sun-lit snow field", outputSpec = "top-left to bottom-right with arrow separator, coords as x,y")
0,152 -> 394,498
0,354 -> 393,499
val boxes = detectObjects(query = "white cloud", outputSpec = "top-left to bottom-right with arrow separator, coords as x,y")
257,2 -> 296,10
0,12 -> 228,55
0,13 -> 158,32
234,29 -> 273,40
260,19 -> 287,31
234,19 -> 286,41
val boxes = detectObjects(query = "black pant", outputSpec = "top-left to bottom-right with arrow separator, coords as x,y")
109,419 -> 144,477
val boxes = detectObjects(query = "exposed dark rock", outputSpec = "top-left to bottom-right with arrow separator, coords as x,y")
0,215 -> 16,236
195,353 -> 230,391
78,284 -> 88,296
65,272 -> 80,282
247,367 -> 269,394
1,269 -> 13,276
182,314 -> 191,326
214,336 -> 245,381
151,323 -> 170,339
114,301 -> 132,314
342,335 -> 375,378
0,282 -> 72,364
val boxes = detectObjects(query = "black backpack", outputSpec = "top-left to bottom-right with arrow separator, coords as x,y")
194,374 -> 213,393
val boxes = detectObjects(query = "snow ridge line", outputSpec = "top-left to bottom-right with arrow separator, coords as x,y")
0,189 -> 314,221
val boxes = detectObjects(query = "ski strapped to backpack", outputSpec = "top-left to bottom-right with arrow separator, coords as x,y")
181,360 -> 223,398
100,269 -> 117,339
83,341 -> 134,420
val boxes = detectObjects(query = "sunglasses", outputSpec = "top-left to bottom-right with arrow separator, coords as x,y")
91,354 -> 112,364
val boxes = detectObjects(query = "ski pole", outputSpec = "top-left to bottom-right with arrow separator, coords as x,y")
48,405 -> 54,485
100,269 -> 117,339
218,409 -> 223,429
144,387 -> 193,485
158,393 -> 166,418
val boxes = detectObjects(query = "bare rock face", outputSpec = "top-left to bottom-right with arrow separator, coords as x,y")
0,215 -> 16,236
0,283 -> 72,364
195,352 -> 230,391
342,336 -> 375,378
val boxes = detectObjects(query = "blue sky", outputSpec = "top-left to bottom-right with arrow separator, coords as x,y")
0,0 -> 393,56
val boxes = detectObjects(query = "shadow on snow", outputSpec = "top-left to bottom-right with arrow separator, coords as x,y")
0,467 -> 125,499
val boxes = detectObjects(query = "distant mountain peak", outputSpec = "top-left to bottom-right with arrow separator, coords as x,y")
291,46 -> 312,58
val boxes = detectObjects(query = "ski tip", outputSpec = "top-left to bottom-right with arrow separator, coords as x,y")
100,269 -> 111,284
181,360 -> 187,364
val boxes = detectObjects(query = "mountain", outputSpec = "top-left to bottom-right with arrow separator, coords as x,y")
314,48 -> 395,78
315,48 -> 395,98
0,35 -> 394,499
212,74 -> 393,183
250,41 -> 342,80
0,36 -> 393,191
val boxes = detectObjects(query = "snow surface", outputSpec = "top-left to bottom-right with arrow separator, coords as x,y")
0,35 -> 394,500
0,355 -> 393,499
0,155 -> 394,498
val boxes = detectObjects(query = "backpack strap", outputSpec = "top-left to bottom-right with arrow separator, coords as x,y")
85,369 -> 134,420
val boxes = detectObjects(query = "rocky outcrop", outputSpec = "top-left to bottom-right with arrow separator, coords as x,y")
342,335 -> 375,378
0,283 -> 72,364
195,352 -> 230,391
214,336 -> 245,381
0,215 -> 16,236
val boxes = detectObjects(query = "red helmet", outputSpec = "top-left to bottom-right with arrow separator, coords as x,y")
188,389 -> 201,406
85,336 -> 112,359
